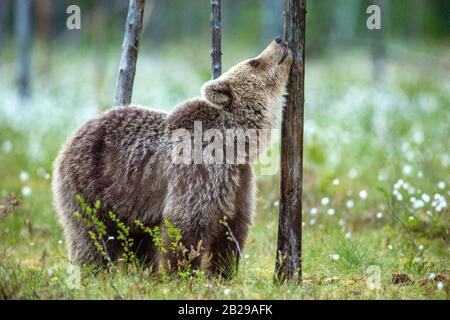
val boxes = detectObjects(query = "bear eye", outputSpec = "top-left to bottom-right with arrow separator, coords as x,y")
249,59 -> 260,68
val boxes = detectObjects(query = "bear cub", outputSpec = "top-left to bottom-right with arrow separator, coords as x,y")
52,39 -> 293,277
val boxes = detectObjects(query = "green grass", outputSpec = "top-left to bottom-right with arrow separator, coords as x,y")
0,42 -> 449,299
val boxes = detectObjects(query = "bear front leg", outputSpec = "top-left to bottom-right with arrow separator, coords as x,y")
162,221 -> 205,275
207,165 -> 255,279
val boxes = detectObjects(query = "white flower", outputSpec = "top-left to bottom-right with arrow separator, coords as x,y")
224,288 -> 231,295
348,169 -> 358,179
19,171 -> 29,182
244,254 -> 250,259
428,273 -> 436,280
359,190 -> 368,200
309,219 -> 316,225
421,193 -> 430,203
332,179 -> 340,186
413,257 -> 421,263
1,140 -> 13,154
329,254 -> 340,261
376,212 -> 383,219
387,244 -> 393,250
437,181 -> 446,190
273,200 -> 279,207
327,208 -> 335,216
310,207 -> 318,215
346,200 -> 354,209
338,219 -> 345,226
107,236 -> 115,241
412,199 -> 424,209
417,171 -> 423,178
344,232 -> 351,239
418,245 -> 424,251
441,154 -> 450,167
408,216 -> 415,221
402,165 -> 413,176
321,197 -> 330,206
378,169 -> 388,181
21,186 -> 32,197
437,282 -> 445,290
58,240 -> 63,245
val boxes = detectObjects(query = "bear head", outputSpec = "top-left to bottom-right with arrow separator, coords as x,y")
201,38 -> 293,126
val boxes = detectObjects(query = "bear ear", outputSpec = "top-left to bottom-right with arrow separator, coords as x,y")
201,79 -> 232,108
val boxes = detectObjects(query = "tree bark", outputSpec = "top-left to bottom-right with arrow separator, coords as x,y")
210,0 -> 222,79
114,0 -> 146,107
275,0 -> 306,283
15,0 -> 32,100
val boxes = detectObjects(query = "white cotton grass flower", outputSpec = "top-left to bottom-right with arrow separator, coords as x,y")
321,197 -> 330,206
19,171 -> 29,182
417,171 -> 423,178
437,282 -> 445,290
413,257 -> 421,263
58,240 -> 63,245
441,154 -> 450,167
346,199 -> 354,209
421,193 -> 430,203
338,219 -> 345,226
387,244 -> 393,250
437,181 -> 446,190
273,200 -> 279,207
329,254 -> 340,261
358,190 -> 368,200
376,212 -> 383,219
332,179 -> 340,186
402,165 -> 413,176
21,186 -> 32,197
309,219 -> 316,225
223,288 -> 231,295
244,254 -> 250,259
408,216 -> 415,221
432,193 -> 447,212
1,140 -> 13,154
418,244 -> 424,251
348,168 -> 358,179
344,232 -> 351,239
310,207 -> 318,215
378,169 -> 388,181
327,208 -> 335,216
412,199 -> 424,209
428,273 -> 436,281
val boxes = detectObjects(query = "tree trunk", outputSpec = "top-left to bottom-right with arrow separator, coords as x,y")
372,0 -> 388,84
275,0 -> 306,283
15,0 -> 32,100
210,0 -> 222,79
35,0 -> 52,76
114,0 -> 146,107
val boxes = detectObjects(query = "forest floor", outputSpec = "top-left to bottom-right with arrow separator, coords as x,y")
0,42 -> 449,299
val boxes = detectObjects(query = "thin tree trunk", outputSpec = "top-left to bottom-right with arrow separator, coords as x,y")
275,0 -> 306,283
15,0 -> 32,100
372,0 -> 388,84
210,0 -> 221,79
35,0 -> 52,76
114,0 -> 146,107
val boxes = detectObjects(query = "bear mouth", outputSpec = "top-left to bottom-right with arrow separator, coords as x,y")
278,48 -> 290,65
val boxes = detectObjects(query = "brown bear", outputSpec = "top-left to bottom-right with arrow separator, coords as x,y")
52,38 -> 293,277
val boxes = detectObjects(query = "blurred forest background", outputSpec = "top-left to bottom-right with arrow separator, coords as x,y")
0,0 -> 449,299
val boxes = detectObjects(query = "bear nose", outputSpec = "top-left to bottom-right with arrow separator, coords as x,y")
274,36 -> 287,46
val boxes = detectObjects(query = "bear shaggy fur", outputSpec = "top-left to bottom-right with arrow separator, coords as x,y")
52,39 -> 293,277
